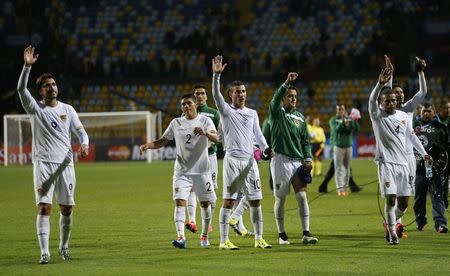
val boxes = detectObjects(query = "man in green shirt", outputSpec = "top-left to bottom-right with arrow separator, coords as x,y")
268,72 -> 317,245
185,84 -> 221,234
330,105 -> 359,196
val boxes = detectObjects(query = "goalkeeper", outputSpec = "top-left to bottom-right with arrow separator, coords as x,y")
268,72 -> 318,246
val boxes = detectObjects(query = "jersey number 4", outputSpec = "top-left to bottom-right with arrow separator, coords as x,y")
394,125 -> 400,134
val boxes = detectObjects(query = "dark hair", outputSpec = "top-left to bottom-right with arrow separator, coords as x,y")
192,84 -> 206,93
379,86 -> 395,101
286,85 -> 298,93
36,73 -> 55,91
438,100 -> 450,109
392,83 -> 402,90
181,93 -> 196,102
422,102 -> 435,110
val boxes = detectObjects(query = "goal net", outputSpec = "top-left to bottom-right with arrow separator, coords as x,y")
2,111 -> 161,166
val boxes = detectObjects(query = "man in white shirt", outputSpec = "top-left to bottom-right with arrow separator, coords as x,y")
140,94 -> 218,249
211,55 -> 272,250
17,46 -> 89,264
368,65 -> 431,245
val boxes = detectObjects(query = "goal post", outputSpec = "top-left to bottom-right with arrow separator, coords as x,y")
2,111 -> 161,166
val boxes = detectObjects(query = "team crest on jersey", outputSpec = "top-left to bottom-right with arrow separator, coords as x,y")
384,181 -> 390,188
401,120 -> 406,125
60,114 -> 67,121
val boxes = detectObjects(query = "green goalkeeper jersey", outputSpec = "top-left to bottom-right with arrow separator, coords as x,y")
268,84 -> 312,160
197,103 -> 220,155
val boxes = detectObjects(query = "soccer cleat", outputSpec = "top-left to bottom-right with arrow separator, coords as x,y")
39,254 -> 50,264
228,217 -> 242,236
389,234 -> 399,245
185,221 -> 198,234
302,235 -> 318,245
172,237 -> 186,249
395,223 -> 407,239
436,225 -> 448,233
383,222 -> 389,242
255,238 -> 272,249
239,228 -> 255,237
200,235 -> 210,247
278,232 -> 290,245
59,247 -> 71,260
219,240 -> 239,250
338,191 -> 349,197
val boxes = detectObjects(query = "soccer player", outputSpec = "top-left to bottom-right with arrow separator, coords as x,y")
211,55 -> 272,250
184,84 -> 221,234
18,46 -> 89,264
368,65 -> 431,245
268,72 -> 318,245
436,100 -> 450,208
331,105 -> 359,196
309,118 -> 326,177
384,55 -> 427,236
140,94 -> 218,248
413,103 -> 448,233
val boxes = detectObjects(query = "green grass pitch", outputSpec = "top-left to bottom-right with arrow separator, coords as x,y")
0,159 -> 449,275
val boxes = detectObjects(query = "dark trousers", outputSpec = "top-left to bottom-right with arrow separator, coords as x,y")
319,160 -> 359,191
414,173 -> 448,229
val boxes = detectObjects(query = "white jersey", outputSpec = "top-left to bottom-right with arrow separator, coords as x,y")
392,72 -> 427,155
369,83 -> 427,165
163,114 -> 216,175
17,66 -> 85,165
212,73 -> 268,158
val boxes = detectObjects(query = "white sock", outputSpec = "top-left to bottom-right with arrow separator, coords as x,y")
201,207 -> 211,236
219,208 -> 231,243
209,199 -> 216,229
36,215 -> 50,255
174,206 -> 186,239
250,206 -> 263,240
395,207 -> 405,223
274,196 -> 286,234
187,191 -> 197,223
385,204 -> 396,237
232,197 -> 250,231
59,213 -> 72,250
295,191 -> 310,232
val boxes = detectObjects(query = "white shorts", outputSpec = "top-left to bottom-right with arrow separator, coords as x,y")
33,161 -> 76,206
222,155 -> 262,201
377,162 -> 411,197
173,173 -> 217,202
209,153 -> 218,189
270,153 -> 302,197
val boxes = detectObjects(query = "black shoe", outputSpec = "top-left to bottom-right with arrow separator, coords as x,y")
417,223 -> 427,231
437,225 -> 448,233
318,185 -> 328,193
350,185 -> 362,193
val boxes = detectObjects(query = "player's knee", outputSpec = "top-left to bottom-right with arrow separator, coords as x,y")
38,203 -> 52,215
222,199 -> 234,209
59,204 -> 73,216
200,201 -> 210,208
175,199 -> 187,207
249,200 -> 260,207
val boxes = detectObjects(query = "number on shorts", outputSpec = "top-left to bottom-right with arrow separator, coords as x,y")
252,179 -> 261,190
206,182 -> 212,192
186,134 -> 192,144
51,121 -> 58,129
212,172 -> 216,181
69,183 -> 73,191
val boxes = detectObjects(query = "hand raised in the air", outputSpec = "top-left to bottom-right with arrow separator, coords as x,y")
24,45 -> 39,67
378,67 -> 392,84
284,72 -> 299,85
212,55 -> 227,74
384,55 -> 393,72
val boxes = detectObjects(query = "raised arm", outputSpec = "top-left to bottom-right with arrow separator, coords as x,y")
384,55 -> 394,88
402,58 -> 427,112
17,46 -> 40,113
211,55 -> 228,114
369,67 -> 392,118
269,72 -> 298,117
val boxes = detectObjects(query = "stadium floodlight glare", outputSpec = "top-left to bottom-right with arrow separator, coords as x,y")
3,111 -> 161,166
